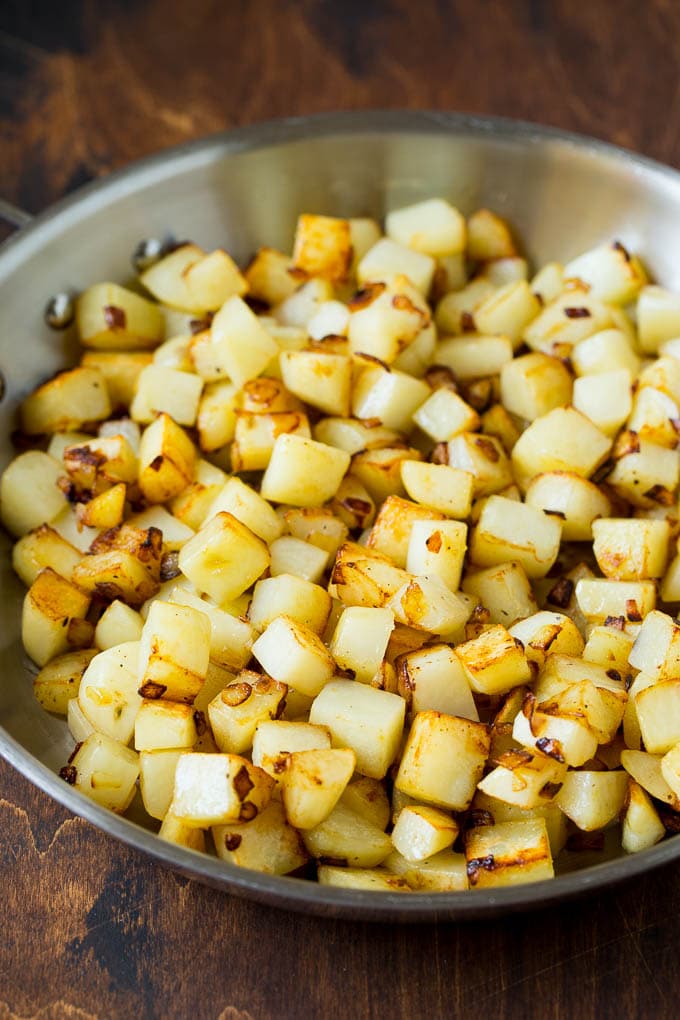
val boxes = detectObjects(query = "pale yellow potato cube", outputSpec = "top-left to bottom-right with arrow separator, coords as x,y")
213,800 -> 308,875
171,752 -> 274,827
412,387 -> 480,442
470,495 -> 562,579
329,606 -> 394,684
81,351 -> 152,407
138,600 -> 210,704
386,198 -> 466,257
621,748 -> 680,808
446,433 -> 514,497
629,610 -> 680,679
313,416 -> 401,455
21,367 -> 111,435
592,518 -> 670,580
395,643 -> 478,721
455,624 -> 531,696
261,434 -> 350,507
435,277 -> 496,333
208,674 -> 287,754
391,804 -> 459,863
462,561 -> 537,628
252,616 -> 335,697
167,587 -> 255,673
348,276 -> 431,365
478,749 -> 567,810
661,552 -> 680,601
531,261 -> 564,304
565,241 -> 646,304
317,866 -> 410,892
474,280 -> 541,345
77,281 -> 164,350
284,506 -> 349,557
524,472 -> 611,542
77,641 -> 141,744
138,412 -> 196,504
244,247 -> 297,306
94,600 -> 144,650
274,277 -> 334,329
139,749 -> 185,820
436,334 -> 513,380
307,299 -> 350,341
467,208 -> 516,260
231,409 -> 311,472
523,286 -> 614,355
395,710 -> 490,810
302,801 -> 393,867
252,720 -> 332,780
12,523 -> 81,587
606,434 -> 680,509
206,296 -> 279,387
269,536 -> 329,583
22,568 -> 91,667
207,476 -> 283,545
555,770 -> 628,831
572,369 -> 632,436
388,575 -> 471,638
366,494 -> 445,568
183,249 -> 248,311
196,380 -> 238,452
661,741 -> 680,801
134,699 -> 197,751
512,694 -> 598,768
339,777 -> 391,831
357,237 -> 435,295
508,611 -> 584,669
384,850 -> 468,892
400,461 -> 474,519
637,285 -> 680,353
130,365 -> 203,426
542,679 -> 626,744
511,407 -> 612,491
310,679 -> 405,779
158,814 -> 206,852
570,327 -> 641,377
152,334 -> 192,371
248,574 -> 331,634
279,349 -> 351,417
66,732 -> 139,813
351,364 -> 430,432
500,351 -> 572,421
582,624 -> 635,673
178,511 -> 270,604
33,648 -> 98,716
465,818 -> 553,888
635,679 -> 680,754
627,386 -> 680,449
281,747 -> 356,829
621,779 -> 666,854
351,445 -> 422,503
405,519 -> 467,592
575,578 -> 656,624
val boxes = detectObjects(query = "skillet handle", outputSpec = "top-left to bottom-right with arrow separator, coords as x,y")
0,199 -> 33,231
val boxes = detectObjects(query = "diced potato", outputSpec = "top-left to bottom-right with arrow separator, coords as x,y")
317,866 -> 410,892
339,777 -> 391,830
455,624 -> 532,695
252,616 -> 335,697
469,495 -> 562,579
65,732 -> 139,813
244,247 -> 298,306
606,433 -> 680,509
475,281 -> 541,345
203,295 -> 278,387
134,699 -> 197,751
478,748 -> 567,810
391,804 -> 459,862
384,849 -> 468,892
464,818 -> 553,888
500,352 -> 572,421
77,641 -> 141,743
207,477 -> 283,545
139,749 -> 186,820
555,770 -> 628,831
21,367 -> 111,435
395,711 -> 490,810
303,801 -> 394,867
0,451 -> 63,537
627,386 -> 680,450
386,198 -> 466,257
396,643 -> 478,721
310,680 -> 405,779
12,523 -> 81,587
22,568 -> 91,667
313,416 -> 400,455
351,364 -> 430,432
412,387 -> 480,442
367,495 -> 445,567
170,752 -> 275,826
436,335 -> 513,380
406,519 -> 467,591
400,461 -> 475,519
637,285 -> 680,353
178,511 -> 269,604
94,600 -> 144,649
621,748 -> 680,808
511,407 -> 612,492
524,472 -> 611,542
130,365 -> 203,426
621,779 -> 666,854
252,720 -> 332,780
357,238 -> 435,296
592,518 -> 670,580
33,648 -> 98,716
137,599 -> 210,704
157,813 -> 206,852
329,541 -> 411,608
279,349 -> 351,417
81,351 -> 153,408
261,434 -> 350,507
329,606 -> 394,683
231,409 -> 311,473
348,277 -> 431,365
75,484 -> 126,530
213,800 -> 308,875
512,693 -> 598,768
138,413 -> 195,504
207,673 -> 287,754
351,445 -> 422,504
281,747 -> 356,829
248,574 -> 331,634
583,624 -> 635,673
462,561 -> 537,627
523,285 -> 614,355
573,369 -> 633,436
307,299 -> 350,341
575,578 -> 656,624
274,277 -> 334,329
269,536 -> 328,583
635,679 -> 680,754
77,282 -> 164,350
388,575 -> 471,638
467,209 -> 517,260
140,244 -> 245,312
196,380 -> 238,452
292,213 -> 352,282
565,241 -> 646,304
508,611 -> 584,669
629,610 -> 680,680
284,506 -> 349,557
660,741 -> 680,801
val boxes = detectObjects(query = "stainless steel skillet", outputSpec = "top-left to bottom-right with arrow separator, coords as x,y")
2,110 -> 680,921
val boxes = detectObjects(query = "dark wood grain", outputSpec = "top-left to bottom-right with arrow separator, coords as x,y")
2,1 -> 680,1017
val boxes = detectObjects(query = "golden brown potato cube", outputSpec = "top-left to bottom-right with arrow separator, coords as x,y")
208,674 -> 287,754
21,367 -> 111,435
77,282 -> 165,350
351,446 -> 423,504
604,434 -> 679,509
475,280 -> 542,345
76,483 -> 126,530
196,380 -> 238,452
367,495 -> 446,568
386,197 -> 466,257
33,648 -> 98,716
213,800 -> 308,875
455,624 -> 532,696
179,510 -> 269,603
395,711 -> 490,811
388,575 -> 471,638
384,850 -> 468,892
138,413 -> 196,503
138,599 -> 210,704
76,641 -> 142,744
508,611 -> 584,669
462,560 -> 538,627
329,541 -> 412,609
12,523 -> 82,588
446,433 -> 514,498
22,568 -> 91,667
158,814 -> 206,852
73,550 -> 160,608
351,363 -> 430,432
465,818 -> 553,888
317,866 -> 411,892
621,778 -> 666,854
94,599 -> 144,650
171,753 -> 275,827
81,351 -> 153,408
512,692 -> 598,768
281,747 -> 356,829
292,214 -> 352,282
467,208 -> 517,260
64,434 -> 138,493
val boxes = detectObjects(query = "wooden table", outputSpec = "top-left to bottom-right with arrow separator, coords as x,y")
1,2 -> 679,1016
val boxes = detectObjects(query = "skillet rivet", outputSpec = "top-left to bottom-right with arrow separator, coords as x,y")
44,292 -> 75,329
132,238 -> 164,273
